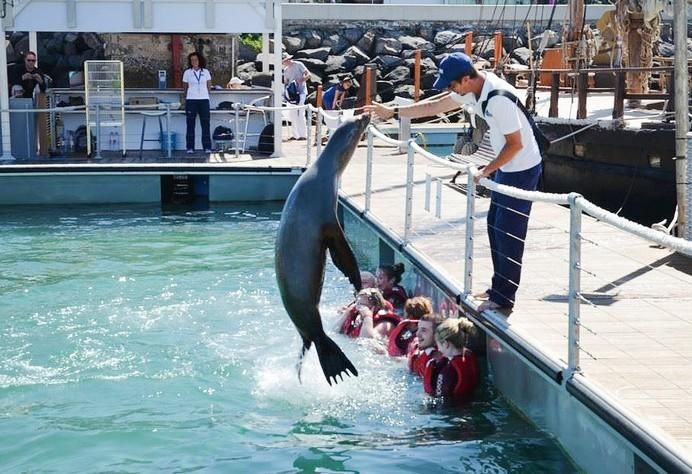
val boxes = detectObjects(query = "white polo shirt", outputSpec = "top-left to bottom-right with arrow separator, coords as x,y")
450,72 -> 541,173
183,67 -> 212,100
283,61 -> 308,94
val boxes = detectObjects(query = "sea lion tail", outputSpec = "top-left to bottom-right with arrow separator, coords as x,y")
314,334 -> 358,386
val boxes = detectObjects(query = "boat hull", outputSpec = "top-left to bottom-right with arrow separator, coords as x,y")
538,123 -> 676,226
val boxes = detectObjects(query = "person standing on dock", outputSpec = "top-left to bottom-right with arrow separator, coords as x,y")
365,53 -> 543,312
282,52 -> 309,140
8,51 -> 46,99
182,52 -> 213,154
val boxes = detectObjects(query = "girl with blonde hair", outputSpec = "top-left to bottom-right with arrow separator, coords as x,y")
423,317 -> 480,399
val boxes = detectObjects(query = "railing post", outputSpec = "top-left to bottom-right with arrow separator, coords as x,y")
398,117 -> 410,154
94,104 -> 102,159
365,127 -> 373,213
305,105 -> 312,167
567,192 -> 583,375
165,103 -> 172,159
435,177 -> 442,218
424,173 -> 431,212
404,139 -> 415,244
233,103 -> 241,159
463,167 -> 476,296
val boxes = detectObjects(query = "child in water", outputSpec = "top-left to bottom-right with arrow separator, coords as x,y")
387,296 -> 433,357
408,312 -> 445,377
339,288 -> 400,340
423,317 -> 480,399
376,263 -> 408,313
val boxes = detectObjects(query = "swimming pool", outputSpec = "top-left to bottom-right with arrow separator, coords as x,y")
0,203 -> 577,472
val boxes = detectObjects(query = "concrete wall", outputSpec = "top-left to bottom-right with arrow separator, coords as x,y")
0,170 -> 301,205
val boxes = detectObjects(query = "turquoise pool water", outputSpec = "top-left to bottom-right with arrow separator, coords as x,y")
0,204 -> 577,472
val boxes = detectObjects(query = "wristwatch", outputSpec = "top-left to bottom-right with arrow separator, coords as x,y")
392,107 -> 399,120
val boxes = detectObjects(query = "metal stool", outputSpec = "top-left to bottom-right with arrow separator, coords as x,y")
139,110 -> 166,159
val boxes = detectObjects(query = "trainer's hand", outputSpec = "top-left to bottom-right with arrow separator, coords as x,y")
363,102 -> 395,121
473,165 -> 490,184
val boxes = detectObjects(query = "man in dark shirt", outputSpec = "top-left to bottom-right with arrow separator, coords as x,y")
8,51 -> 46,99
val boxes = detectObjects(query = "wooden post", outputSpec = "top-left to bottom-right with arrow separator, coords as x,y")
549,73 -> 560,117
465,32 -> 473,56
613,71 -> 625,120
315,84 -> 323,144
577,71 -> 588,119
494,31 -> 502,71
316,84 -> 323,109
365,66 -> 372,106
414,49 -> 421,102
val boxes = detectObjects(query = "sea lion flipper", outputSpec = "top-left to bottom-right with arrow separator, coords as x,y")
314,333 -> 358,385
296,338 -> 312,384
326,226 -> 362,291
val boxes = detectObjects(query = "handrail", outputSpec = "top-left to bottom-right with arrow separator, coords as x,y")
507,65 -> 691,74
361,118 -> 692,385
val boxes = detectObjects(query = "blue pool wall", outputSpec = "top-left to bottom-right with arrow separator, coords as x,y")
339,195 -> 675,474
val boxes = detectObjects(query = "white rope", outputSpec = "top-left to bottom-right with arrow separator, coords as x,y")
575,197 -> 692,257
368,124 -> 405,147
251,103 -> 309,112
409,141 -> 469,172
470,166 -> 571,205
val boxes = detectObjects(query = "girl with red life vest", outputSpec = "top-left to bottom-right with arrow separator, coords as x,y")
376,263 -> 408,314
387,296 -> 433,357
408,312 -> 445,377
424,317 -> 480,399
335,271 -> 394,329
339,288 -> 401,340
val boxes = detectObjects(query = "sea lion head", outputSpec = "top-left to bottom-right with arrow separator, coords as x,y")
321,114 -> 370,175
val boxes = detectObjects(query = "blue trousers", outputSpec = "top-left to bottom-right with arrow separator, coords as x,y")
487,163 -> 542,308
185,99 -> 211,150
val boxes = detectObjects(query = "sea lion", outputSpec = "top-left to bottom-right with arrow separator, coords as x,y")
275,114 -> 370,385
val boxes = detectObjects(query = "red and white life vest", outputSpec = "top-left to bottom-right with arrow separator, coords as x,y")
387,319 -> 418,357
340,305 -> 401,338
423,349 -> 480,398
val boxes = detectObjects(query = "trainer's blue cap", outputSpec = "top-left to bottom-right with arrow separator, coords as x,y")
433,52 -> 474,90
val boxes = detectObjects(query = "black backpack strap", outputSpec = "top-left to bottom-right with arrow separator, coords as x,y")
481,88 -> 549,154
481,89 -> 531,119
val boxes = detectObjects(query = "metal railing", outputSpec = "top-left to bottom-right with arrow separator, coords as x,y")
358,121 -> 692,377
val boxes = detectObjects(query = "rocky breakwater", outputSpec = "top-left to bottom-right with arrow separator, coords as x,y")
237,23 -> 566,109
237,21 -> 685,108
7,32 -> 105,88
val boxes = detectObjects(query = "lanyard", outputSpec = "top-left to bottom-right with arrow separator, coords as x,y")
193,69 -> 203,85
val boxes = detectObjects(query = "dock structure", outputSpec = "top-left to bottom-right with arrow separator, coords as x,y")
289,132 -> 692,471
1,122 -> 691,472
